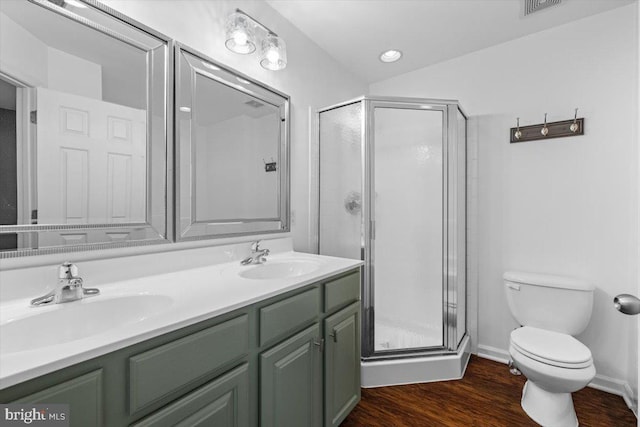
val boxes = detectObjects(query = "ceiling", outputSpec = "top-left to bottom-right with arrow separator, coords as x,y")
267,0 -> 636,83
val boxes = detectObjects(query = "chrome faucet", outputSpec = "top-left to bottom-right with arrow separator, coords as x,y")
30,262 -> 100,306
240,240 -> 270,265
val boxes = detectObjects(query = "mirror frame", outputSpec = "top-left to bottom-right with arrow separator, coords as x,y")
174,43 -> 290,241
0,0 -> 173,258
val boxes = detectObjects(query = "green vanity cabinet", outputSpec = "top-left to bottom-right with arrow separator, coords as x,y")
0,268 -> 361,427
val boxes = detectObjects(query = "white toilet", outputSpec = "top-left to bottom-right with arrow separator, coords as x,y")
504,271 -> 596,427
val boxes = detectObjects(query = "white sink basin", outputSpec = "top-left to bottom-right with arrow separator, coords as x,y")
1,295 -> 173,354
239,260 -> 321,280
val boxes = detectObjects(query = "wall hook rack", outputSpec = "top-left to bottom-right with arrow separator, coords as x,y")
510,109 -> 584,143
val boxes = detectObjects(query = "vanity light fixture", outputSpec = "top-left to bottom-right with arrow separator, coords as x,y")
65,0 -> 87,8
379,49 -> 402,63
203,62 -> 220,71
225,9 -> 287,71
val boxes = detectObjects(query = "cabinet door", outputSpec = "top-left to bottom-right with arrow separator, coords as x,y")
260,324 -> 322,427
12,370 -> 103,427
131,363 -> 249,427
324,302 -> 361,427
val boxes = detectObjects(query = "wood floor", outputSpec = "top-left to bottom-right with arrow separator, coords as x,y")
341,355 -> 636,427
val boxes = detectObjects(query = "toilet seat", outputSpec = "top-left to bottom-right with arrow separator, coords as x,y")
511,326 -> 593,369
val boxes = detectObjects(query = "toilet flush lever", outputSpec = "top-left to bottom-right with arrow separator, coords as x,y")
614,294 -> 640,315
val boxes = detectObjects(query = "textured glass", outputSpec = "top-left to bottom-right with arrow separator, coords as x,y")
318,103 -> 363,259
373,107 -> 444,351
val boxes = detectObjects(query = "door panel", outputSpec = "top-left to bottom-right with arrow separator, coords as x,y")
372,106 -> 444,352
36,87 -> 146,246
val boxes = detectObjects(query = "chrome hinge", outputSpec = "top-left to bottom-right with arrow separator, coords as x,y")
313,338 -> 325,353
30,111 -> 37,124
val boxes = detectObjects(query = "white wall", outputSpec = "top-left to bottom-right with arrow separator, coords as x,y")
371,4 -> 639,399
47,48 -> 102,100
195,114 -> 279,220
102,0 -> 368,253
0,11 -> 47,86
0,12 -> 103,100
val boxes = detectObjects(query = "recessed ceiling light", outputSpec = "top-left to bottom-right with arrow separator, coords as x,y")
203,62 -> 220,71
379,49 -> 402,63
65,0 -> 87,8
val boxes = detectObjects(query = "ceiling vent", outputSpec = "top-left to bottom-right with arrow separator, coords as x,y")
244,100 -> 264,109
524,0 -> 561,16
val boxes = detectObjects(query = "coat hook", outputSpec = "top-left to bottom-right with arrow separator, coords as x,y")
541,113 -> 549,136
570,108 -> 579,133
514,117 -> 522,140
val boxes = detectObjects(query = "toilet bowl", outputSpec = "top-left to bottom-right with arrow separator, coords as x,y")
504,272 -> 595,427
509,327 -> 596,427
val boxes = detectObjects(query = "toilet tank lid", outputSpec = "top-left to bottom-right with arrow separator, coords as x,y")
504,271 -> 594,291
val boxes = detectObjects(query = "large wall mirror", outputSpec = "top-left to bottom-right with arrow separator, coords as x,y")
175,44 -> 289,240
0,0 -> 171,256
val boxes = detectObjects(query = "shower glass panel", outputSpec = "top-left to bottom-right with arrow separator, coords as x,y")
454,108 -> 467,347
318,96 -> 466,361
372,105 -> 444,352
319,102 -> 363,260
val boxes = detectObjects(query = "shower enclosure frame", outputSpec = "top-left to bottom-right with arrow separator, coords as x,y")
318,96 -> 468,362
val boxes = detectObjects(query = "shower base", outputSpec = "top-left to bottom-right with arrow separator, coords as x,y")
374,317 -> 442,351
361,335 -> 471,388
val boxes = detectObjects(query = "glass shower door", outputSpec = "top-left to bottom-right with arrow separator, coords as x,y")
370,103 -> 445,353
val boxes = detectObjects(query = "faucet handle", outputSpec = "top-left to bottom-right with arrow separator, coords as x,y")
251,240 -> 261,252
59,262 -> 78,279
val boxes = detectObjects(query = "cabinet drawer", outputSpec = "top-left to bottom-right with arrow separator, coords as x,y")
324,272 -> 360,313
12,370 -> 103,427
131,363 -> 249,427
129,314 -> 249,414
260,288 -> 320,346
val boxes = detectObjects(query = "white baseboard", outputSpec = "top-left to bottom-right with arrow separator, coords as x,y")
477,344 -> 510,364
475,345 -> 638,417
624,383 -> 639,418
590,374 -> 638,417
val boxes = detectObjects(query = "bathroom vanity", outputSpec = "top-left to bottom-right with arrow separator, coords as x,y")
0,253 -> 361,427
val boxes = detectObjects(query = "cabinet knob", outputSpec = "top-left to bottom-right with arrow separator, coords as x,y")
313,338 -> 325,352
329,331 -> 338,342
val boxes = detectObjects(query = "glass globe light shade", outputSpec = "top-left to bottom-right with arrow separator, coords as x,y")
260,34 -> 287,71
225,12 -> 256,54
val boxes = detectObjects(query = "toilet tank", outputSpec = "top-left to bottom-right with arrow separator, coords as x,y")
504,271 -> 594,336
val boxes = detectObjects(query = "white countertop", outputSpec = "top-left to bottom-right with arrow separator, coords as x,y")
0,251 -> 362,390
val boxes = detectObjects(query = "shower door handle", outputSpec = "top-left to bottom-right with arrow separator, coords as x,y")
614,294 -> 640,315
